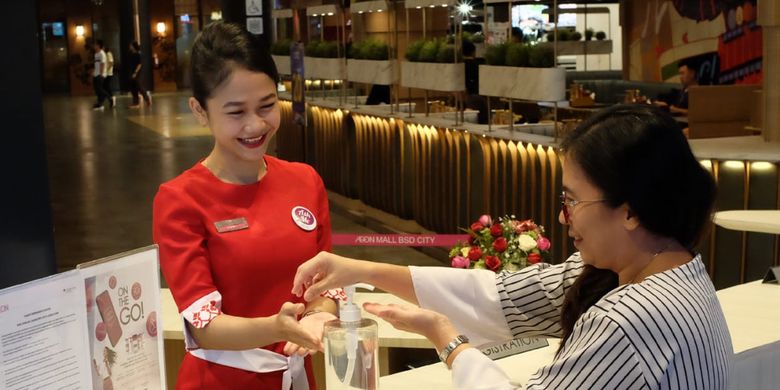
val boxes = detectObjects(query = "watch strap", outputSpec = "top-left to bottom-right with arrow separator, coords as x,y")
438,334 -> 469,364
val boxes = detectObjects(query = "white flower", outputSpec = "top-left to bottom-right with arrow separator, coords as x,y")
518,235 -> 537,252
460,247 -> 470,257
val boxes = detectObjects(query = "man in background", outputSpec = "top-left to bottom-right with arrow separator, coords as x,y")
672,61 -> 698,114
127,41 -> 152,108
91,39 -> 109,110
103,46 -> 115,109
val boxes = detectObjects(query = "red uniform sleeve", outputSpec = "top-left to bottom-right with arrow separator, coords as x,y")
153,184 -> 222,349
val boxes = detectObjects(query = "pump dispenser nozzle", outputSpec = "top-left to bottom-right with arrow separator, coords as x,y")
340,283 -> 375,323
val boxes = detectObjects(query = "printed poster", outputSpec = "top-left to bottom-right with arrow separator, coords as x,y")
79,246 -> 165,390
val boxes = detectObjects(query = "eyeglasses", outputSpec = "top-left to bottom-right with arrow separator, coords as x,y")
560,191 -> 607,223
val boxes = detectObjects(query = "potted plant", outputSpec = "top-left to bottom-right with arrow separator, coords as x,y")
478,42 -> 565,102
271,39 -> 292,76
585,28 -> 595,41
347,38 -> 396,85
304,40 -> 346,80
554,30 -> 614,55
401,38 -> 465,92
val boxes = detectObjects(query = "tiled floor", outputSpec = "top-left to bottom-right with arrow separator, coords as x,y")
42,92 -> 441,275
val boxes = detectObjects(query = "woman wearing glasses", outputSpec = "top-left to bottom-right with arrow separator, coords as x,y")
292,105 -> 732,389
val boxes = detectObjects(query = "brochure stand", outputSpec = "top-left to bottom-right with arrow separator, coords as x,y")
0,245 -> 166,390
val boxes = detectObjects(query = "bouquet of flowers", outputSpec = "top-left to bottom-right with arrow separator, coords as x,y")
449,214 -> 552,272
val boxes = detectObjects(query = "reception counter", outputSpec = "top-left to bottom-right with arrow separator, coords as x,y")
161,280 -> 779,389
275,95 -> 780,290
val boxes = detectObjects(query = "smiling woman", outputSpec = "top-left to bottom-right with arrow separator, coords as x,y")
152,21 -> 340,390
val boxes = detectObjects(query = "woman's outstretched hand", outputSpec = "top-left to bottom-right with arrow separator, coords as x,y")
292,252 -> 367,302
273,302 -> 323,352
362,302 -> 459,350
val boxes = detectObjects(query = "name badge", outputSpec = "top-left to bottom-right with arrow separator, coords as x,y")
292,206 -> 317,232
214,217 -> 249,233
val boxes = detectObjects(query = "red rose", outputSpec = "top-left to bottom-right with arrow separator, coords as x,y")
485,255 -> 501,272
493,237 -> 508,252
471,222 -> 485,233
468,235 -> 476,245
528,253 -> 542,264
467,247 -> 482,261
490,224 -> 503,237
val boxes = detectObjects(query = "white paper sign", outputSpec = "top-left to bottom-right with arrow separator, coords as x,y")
247,17 -> 264,35
246,0 -> 263,16
79,246 -> 165,390
0,271 -> 91,389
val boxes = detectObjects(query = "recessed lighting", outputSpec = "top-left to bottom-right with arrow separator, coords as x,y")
751,161 -> 775,171
722,160 -> 745,170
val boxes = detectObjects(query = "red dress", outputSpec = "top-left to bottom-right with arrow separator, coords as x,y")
153,156 -> 331,389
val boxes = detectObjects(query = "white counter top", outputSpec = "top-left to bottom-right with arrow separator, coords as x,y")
714,210 -> 780,235
380,280 -> 780,389
689,136 -> 780,162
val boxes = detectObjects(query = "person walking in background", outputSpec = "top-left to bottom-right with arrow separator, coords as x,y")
92,39 -> 109,110
103,46 -> 116,109
128,41 -> 152,108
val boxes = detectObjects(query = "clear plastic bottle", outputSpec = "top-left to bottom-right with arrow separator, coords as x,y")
324,284 -> 379,390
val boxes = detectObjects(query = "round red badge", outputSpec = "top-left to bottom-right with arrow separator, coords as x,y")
291,206 -> 317,232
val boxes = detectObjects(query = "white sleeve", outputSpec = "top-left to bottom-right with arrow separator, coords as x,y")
410,266 -> 513,346
451,348 -> 518,390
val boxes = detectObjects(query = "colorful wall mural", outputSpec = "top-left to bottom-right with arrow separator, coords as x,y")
626,0 -> 761,85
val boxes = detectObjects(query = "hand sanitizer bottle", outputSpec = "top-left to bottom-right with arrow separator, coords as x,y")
324,283 -> 379,390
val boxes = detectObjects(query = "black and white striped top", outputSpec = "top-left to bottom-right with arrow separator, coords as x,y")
411,253 -> 734,389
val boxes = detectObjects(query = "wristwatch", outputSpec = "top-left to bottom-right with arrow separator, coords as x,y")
438,334 -> 469,365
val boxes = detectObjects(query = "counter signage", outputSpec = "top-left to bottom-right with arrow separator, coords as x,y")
480,337 -> 549,361
0,247 -> 165,390
78,246 -> 165,390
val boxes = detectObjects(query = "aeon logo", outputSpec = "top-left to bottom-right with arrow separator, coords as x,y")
291,206 -> 317,232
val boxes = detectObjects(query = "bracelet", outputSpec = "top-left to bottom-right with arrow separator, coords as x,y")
438,334 -> 469,365
301,310 -> 324,319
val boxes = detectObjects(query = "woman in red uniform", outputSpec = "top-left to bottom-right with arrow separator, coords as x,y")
153,22 -> 339,389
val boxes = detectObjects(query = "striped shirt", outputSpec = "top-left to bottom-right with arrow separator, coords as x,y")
411,253 -> 733,389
